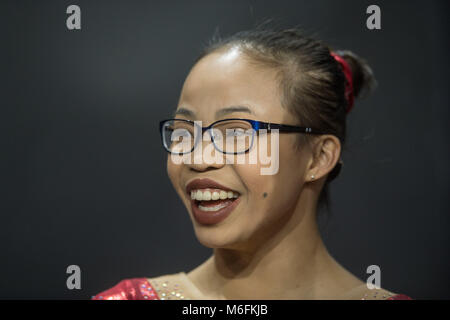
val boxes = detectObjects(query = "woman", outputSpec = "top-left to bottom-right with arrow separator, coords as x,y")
92,25 -> 411,300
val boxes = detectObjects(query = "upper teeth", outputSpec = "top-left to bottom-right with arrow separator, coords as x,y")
190,189 -> 239,201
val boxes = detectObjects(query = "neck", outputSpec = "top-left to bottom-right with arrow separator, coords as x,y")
188,187 -> 362,299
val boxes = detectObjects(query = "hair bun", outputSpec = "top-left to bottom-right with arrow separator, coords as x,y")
333,50 -> 377,102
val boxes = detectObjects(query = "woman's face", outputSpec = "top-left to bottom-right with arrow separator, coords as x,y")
167,47 -> 312,250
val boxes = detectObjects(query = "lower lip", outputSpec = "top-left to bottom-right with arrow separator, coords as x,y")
191,197 -> 241,225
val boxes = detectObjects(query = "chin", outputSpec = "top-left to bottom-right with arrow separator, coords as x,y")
192,223 -> 253,251
191,225 -> 237,249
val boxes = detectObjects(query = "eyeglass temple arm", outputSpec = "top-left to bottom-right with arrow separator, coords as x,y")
257,122 -> 327,135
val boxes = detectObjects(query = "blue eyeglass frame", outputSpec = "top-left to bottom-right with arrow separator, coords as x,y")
159,118 -> 331,155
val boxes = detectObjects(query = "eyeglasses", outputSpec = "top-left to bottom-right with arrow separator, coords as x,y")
159,118 -> 330,155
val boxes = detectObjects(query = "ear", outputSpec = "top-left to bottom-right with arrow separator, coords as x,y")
305,135 -> 341,182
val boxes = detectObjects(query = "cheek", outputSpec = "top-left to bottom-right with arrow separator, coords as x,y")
238,138 -> 305,218
276,139 -> 307,198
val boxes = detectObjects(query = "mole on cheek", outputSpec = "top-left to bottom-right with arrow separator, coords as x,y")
263,192 -> 268,198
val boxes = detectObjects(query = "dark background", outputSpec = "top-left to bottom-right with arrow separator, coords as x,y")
1,0 -> 449,299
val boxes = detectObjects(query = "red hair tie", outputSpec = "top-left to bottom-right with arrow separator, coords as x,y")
330,51 -> 355,113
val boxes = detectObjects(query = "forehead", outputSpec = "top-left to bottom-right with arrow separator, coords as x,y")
176,47 -> 283,120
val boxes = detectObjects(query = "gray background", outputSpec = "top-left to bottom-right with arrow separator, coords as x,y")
1,0 -> 448,299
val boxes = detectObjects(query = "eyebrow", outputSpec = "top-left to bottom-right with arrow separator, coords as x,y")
173,108 -> 194,118
173,105 -> 254,118
215,106 -> 253,117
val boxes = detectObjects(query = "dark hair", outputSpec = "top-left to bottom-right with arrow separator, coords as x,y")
193,21 -> 376,214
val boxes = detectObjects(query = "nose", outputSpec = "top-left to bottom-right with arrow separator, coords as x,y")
187,130 -> 226,172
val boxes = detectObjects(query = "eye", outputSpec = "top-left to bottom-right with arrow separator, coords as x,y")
172,128 -> 191,137
226,128 -> 246,137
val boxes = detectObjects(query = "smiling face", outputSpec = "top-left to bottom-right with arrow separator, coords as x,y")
167,46 -> 314,250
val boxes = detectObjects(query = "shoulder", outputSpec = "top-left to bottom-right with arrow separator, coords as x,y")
361,289 -> 413,300
91,272 -> 190,300
91,278 -> 158,300
386,294 -> 413,300
146,272 -> 196,300
344,284 -> 412,300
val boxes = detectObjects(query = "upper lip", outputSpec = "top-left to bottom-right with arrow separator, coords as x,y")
185,178 -> 238,194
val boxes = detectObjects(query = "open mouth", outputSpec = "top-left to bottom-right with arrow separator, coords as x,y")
185,179 -> 241,225
191,189 -> 239,212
